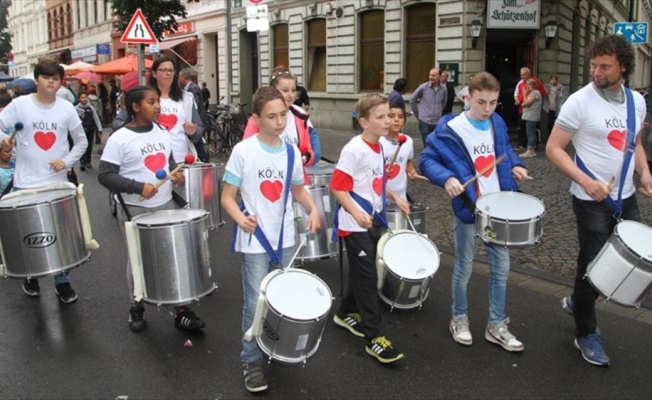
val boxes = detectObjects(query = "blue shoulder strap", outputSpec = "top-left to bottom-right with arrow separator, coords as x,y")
575,87 -> 636,215
230,142 -> 294,264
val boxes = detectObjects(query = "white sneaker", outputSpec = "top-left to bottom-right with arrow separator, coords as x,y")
450,315 -> 473,346
485,317 -> 524,352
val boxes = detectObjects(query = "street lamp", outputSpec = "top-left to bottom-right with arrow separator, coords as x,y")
545,21 -> 558,49
470,20 -> 482,49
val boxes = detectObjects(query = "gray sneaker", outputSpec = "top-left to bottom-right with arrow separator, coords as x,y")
450,315 -> 472,346
243,362 -> 268,393
485,317 -> 524,352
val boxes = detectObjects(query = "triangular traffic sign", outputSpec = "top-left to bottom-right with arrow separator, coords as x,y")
120,8 -> 158,44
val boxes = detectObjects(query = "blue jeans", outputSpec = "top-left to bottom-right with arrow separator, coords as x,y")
418,120 -> 436,147
240,246 -> 295,364
452,217 -> 510,325
525,120 -> 538,149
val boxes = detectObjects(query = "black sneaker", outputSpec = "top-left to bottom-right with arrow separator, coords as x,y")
365,336 -> 404,364
85,163 -> 93,169
129,301 -> 147,333
80,165 -> 86,171
174,308 -> 205,331
242,362 -> 268,393
22,278 -> 40,297
333,312 -> 364,337
55,282 -> 78,304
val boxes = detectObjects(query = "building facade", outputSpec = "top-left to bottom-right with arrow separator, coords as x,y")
7,0 -> 48,78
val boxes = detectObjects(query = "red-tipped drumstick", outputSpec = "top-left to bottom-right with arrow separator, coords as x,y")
139,154 -> 195,201
386,134 -> 407,177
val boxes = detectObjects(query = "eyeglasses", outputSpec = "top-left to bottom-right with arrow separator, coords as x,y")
157,68 -> 175,74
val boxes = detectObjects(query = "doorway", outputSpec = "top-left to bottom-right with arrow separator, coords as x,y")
485,29 -> 538,131
239,30 -> 259,115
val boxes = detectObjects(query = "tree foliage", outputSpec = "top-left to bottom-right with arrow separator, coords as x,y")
0,0 -> 12,66
110,0 -> 188,41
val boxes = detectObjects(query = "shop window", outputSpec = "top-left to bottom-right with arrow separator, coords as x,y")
272,23 -> 289,69
359,10 -> 384,92
405,3 -> 436,92
307,18 -> 326,91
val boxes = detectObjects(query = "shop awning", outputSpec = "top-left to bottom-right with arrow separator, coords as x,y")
159,36 -> 196,51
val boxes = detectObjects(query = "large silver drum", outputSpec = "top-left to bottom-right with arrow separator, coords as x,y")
586,220 -> 652,307
294,162 -> 338,261
475,192 -> 545,246
177,163 -> 224,230
131,209 -> 216,306
254,268 -> 332,364
386,203 -> 429,235
0,188 -> 90,278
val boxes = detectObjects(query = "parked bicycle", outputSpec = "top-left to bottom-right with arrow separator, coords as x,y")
206,101 -> 248,156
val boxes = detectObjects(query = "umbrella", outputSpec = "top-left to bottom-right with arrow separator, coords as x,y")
92,55 -> 154,75
74,71 -> 103,83
0,71 -> 14,82
65,61 -> 95,75
121,71 -> 150,92
7,78 -> 36,93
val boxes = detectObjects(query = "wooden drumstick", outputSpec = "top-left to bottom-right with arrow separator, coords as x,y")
386,134 -> 407,177
138,154 -> 195,201
606,176 -> 615,191
414,173 -> 430,181
461,154 -> 507,189
7,122 -> 24,143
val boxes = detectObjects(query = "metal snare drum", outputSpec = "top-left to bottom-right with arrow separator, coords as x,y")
254,268 -> 332,364
386,203 -> 429,235
475,192 -> 545,246
305,162 -> 335,186
586,220 -> 652,307
294,186 -> 338,261
132,209 -> 215,306
177,163 -> 224,230
376,229 -> 439,310
0,188 -> 90,278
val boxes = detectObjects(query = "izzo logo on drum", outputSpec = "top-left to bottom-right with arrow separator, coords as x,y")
24,232 -> 57,248
483,225 -> 497,240
262,318 -> 280,341
316,285 -> 326,297
416,267 -> 428,275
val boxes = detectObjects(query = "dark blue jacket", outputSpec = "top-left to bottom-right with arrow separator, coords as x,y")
418,113 -> 525,223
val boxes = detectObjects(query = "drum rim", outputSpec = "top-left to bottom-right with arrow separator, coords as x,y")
133,209 -> 209,226
0,191 -> 77,208
615,220 -> 652,264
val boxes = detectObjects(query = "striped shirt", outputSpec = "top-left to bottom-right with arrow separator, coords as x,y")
410,82 -> 448,125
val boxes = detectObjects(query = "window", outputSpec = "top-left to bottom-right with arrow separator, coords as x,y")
272,24 -> 289,69
359,10 -> 384,91
405,3 -> 436,91
307,18 -> 326,91
66,4 -> 73,35
58,6 -> 65,38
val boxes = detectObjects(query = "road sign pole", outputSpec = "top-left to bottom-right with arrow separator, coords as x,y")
137,44 -> 145,85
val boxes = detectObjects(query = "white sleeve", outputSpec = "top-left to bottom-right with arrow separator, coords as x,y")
63,124 -> 88,167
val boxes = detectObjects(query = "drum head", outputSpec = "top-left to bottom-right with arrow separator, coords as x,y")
616,221 -> 652,262
382,232 -> 439,279
265,270 -> 331,320
134,209 -> 208,226
306,162 -> 335,177
0,189 -> 76,208
476,192 -> 544,221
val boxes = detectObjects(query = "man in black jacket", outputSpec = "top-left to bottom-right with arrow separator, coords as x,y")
179,68 -> 209,162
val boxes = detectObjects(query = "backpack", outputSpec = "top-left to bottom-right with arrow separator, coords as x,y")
80,106 -> 94,128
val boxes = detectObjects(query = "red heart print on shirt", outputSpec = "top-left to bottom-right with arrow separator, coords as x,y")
158,114 -> 178,131
34,131 -> 56,151
607,129 -> 626,151
474,155 -> 495,177
386,163 -> 401,180
260,180 -> 283,202
144,152 -> 166,172
372,177 -> 383,195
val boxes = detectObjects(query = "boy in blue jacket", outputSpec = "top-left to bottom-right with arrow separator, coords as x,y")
418,72 -> 530,352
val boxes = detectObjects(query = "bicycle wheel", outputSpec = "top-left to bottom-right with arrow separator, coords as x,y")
206,121 -> 227,155
228,125 -> 244,149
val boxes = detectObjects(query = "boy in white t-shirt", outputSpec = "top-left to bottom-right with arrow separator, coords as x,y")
0,58 -> 88,304
330,94 -> 410,364
379,101 -> 417,202
419,72 -> 530,353
221,86 -> 320,393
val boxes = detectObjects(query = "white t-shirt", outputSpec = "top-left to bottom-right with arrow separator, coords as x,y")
225,136 -> 304,254
448,113 -> 501,196
0,95 -> 84,188
379,134 -> 414,201
556,83 -> 646,201
159,97 -> 193,163
101,124 -> 173,208
335,135 -> 385,232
